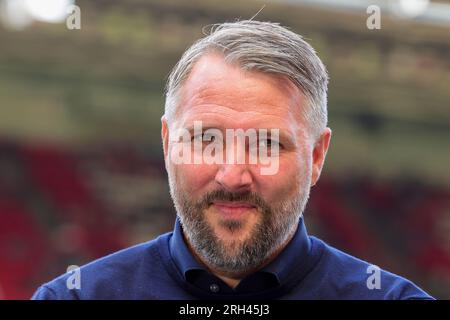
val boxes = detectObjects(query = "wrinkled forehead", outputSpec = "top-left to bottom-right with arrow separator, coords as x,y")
174,53 -> 306,131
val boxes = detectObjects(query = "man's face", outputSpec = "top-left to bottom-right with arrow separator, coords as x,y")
162,53 -> 330,276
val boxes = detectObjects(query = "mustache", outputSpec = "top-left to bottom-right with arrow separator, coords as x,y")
198,189 -> 270,212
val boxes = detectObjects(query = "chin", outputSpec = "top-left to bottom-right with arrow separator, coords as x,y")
212,220 -> 253,242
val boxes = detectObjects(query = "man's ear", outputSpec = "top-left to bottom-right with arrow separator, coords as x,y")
161,115 -> 169,162
311,128 -> 332,186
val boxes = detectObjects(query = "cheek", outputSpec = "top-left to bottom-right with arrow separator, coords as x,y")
256,154 -> 311,200
173,163 -> 217,195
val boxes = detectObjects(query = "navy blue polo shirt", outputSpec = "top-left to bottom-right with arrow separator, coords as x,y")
32,217 -> 433,300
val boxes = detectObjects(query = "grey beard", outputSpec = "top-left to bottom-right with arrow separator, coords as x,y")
168,177 -> 310,275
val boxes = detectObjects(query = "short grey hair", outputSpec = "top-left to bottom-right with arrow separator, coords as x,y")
164,20 -> 329,139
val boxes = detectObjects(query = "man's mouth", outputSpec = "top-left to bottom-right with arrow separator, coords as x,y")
210,201 -> 256,219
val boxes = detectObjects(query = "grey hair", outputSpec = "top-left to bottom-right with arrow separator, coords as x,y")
164,20 -> 329,139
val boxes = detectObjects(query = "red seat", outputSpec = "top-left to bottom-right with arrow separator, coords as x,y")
0,199 -> 48,299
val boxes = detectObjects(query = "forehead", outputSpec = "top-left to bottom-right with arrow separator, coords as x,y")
175,53 -> 305,130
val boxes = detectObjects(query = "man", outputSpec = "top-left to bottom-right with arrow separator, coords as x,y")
32,20 -> 432,300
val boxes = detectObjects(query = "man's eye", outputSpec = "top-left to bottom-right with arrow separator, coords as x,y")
259,139 -> 280,148
192,133 -> 215,142
263,139 -> 272,147
192,134 -> 202,142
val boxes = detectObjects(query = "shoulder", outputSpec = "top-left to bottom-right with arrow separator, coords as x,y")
299,237 -> 434,300
32,232 -> 173,300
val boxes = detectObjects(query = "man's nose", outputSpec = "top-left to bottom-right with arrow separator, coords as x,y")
214,164 -> 253,192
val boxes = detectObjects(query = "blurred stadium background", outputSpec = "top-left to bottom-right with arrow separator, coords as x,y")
0,0 -> 449,299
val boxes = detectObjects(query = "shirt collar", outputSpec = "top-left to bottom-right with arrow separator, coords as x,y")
169,215 -> 312,289
260,216 -> 311,284
169,217 -> 204,276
